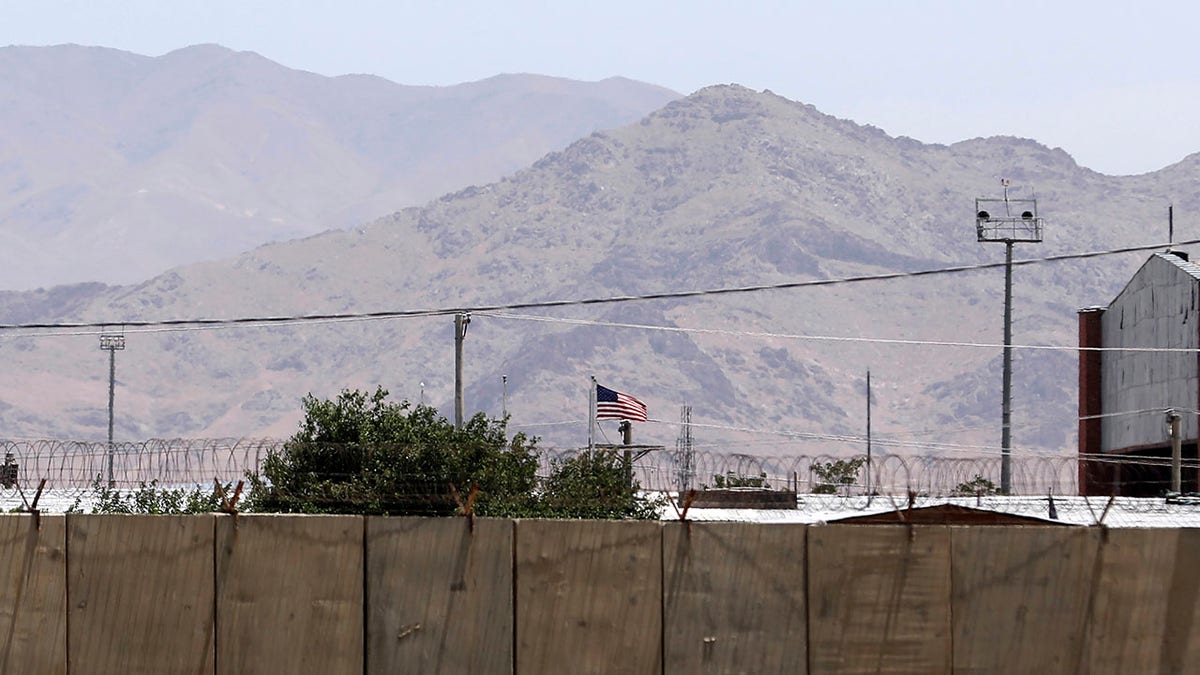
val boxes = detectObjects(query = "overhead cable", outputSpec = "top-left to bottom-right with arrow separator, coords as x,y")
1,238 -> 1191,333
482,311 -> 1200,354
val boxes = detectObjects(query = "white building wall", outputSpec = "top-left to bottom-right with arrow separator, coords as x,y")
1100,254 -> 1200,452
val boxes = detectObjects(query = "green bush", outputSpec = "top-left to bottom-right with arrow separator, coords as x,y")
811,457 -> 866,494
537,449 -> 662,520
952,474 -> 1000,496
245,387 -> 659,519
245,387 -> 539,516
79,479 -> 231,514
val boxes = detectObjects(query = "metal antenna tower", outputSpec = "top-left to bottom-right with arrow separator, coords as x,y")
975,179 -> 1044,493
675,405 -> 694,492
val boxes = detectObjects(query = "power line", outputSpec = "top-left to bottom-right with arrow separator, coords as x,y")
628,416 -> 1072,458
482,311 -> 1200,354
1,239 -> 1190,334
15,305 -> 1200,357
1078,407 -> 1200,421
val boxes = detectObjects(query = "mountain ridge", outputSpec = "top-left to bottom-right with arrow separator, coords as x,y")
0,43 -> 680,290
1,84 -> 1194,460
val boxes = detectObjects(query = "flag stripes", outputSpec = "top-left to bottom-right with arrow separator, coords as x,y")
595,383 -> 648,422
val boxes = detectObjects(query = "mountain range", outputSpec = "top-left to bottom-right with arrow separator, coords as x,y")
3,56 -> 1199,461
0,44 -> 678,289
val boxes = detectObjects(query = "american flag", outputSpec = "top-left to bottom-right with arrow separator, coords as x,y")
595,383 -> 648,422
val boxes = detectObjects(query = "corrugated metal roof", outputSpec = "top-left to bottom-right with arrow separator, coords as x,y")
1101,251 -> 1200,311
1154,250 -> 1200,282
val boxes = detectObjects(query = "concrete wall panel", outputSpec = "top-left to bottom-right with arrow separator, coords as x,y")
68,514 -> 215,675
1084,528 -> 1200,674
515,519 -> 661,674
10,513 -> 1200,673
0,514 -> 66,674
663,522 -> 806,674
951,526 -> 1099,674
216,514 -> 363,675
807,525 -> 951,675
367,517 -> 513,675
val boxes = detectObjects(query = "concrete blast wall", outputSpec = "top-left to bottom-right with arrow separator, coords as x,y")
809,525 -> 952,674
216,514 -> 363,675
68,515 -> 215,675
1082,528 -> 1200,672
3,516 -> 1200,674
951,527 -> 1097,674
662,522 -> 806,674
0,514 -> 66,674
367,517 -> 513,675
516,519 -> 662,674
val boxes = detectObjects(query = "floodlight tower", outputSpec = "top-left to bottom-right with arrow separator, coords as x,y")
975,180 -> 1043,494
99,333 -> 125,487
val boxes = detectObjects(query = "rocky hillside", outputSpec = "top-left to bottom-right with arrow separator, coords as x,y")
2,85 -> 1197,458
0,44 -> 679,289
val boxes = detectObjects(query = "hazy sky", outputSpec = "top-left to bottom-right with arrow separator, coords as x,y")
5,0 -> 1198,176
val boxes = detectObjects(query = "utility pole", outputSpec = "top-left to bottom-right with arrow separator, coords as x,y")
619,420 -> 633,489
588,376 -> 597,453
99,333 -> 125,488
1168,409 -> 1182,494
865,370 -> 872,497
1001,239 -> 1014,491
975,180 -> 1044,494
454,313 -> 470,430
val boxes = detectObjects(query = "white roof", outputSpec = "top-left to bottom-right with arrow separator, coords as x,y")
9,488 -> 1200,527
666,494 -> 1200,528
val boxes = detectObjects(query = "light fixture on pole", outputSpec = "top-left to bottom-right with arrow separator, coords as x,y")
975,180 -> 1044,494
99,333 -> 125,488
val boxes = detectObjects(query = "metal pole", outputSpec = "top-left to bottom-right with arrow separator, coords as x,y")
1169,411 -> 1182,494
866,369 -> 872,496
588,377 -> 596,453
621,421 -> 633,489
1001,241 -> 1014,494
454,313 -> 469,430
107,347 -> 116,488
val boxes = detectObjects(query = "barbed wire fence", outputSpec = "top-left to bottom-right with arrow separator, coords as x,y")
1,438 -> 1197,516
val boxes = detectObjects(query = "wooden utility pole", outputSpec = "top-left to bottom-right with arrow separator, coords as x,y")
454,313 -> 470,429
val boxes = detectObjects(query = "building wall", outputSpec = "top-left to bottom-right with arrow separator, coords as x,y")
1078,308 -> 1107,494
6,515 -> 1200,674
1100,254 -> 1200,452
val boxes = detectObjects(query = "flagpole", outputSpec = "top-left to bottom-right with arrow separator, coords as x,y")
588,375 -> 597,453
